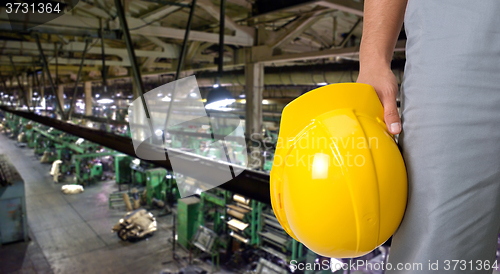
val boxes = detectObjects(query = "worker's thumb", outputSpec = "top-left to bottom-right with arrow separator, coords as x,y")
381,98 -> 401,135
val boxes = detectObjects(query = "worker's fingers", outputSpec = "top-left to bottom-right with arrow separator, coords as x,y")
356,68 -> 401,135
380,96 -> 401,135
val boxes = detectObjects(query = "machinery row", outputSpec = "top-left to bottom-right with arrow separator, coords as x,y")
0,111 -> 361,274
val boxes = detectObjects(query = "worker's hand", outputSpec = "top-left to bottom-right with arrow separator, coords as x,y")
357,68 -> 401,135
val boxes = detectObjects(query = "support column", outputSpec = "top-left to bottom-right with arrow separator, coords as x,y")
26,73 -> 33,108
57,85 -> 65,113
245,50 -> 264,170
244,60 -> 264,138
40,69 -> 46,109
84,82 -> 92,116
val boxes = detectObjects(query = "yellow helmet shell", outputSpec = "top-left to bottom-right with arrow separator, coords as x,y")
270,83 -> 407,258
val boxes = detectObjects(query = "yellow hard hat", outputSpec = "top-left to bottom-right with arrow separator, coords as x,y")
270,83 -> 407,258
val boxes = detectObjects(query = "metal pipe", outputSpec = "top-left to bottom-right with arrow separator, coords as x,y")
164,0 -> 197,132
338,18 -> 362,48
55,43 -> 58,87
9,56 -> 31,112
68,38 -> 91,119
114,0 -> 153,131
217,0 -> 226,83
100,21 -> 108,95
34,33 -> 67,119
41,67 -> 46,112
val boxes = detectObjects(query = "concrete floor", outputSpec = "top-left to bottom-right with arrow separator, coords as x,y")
0,133 -> 231,274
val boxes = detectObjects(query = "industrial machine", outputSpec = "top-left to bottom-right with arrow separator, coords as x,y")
111,209 -> 157,241
144,168 -> 168,207
72,151 -> 116,185
0,154 -> 28,245
226,194 -> 262,246
114,154 -> 132,190
177,196 -> 201,248
1,112 -> 320,273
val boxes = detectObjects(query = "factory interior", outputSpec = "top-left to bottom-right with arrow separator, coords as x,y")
0,0 -> 412,273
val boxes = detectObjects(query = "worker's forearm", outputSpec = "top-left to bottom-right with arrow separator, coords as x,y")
359,0 -> 407,70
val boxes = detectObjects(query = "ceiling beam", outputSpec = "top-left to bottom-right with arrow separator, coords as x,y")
197,0 -> 254,37
253,0 -> 363,18
1,55 -> 130,67
120,16 -> 254,46
76,1 -> 111,18
260,40 -> 406,63
227,0 -> 251,8
1,41 -> 180,59
140,2 -> 186,22
316,0 -> 363,17
0,12 -> 254,46
269,11 -> 326,49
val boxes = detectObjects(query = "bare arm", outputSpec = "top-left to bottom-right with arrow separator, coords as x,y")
357,0 -> 407,134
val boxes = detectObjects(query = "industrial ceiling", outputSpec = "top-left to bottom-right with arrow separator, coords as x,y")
0,0 -> 404,99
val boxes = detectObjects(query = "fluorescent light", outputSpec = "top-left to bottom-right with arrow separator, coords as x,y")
161,96 -> 171,102
97,98 -> 114,104
155,129 -> 163,136
205,98 -> 235,110
213,83 -> 220,88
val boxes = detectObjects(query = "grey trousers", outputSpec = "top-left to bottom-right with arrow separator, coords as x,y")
387,1 -> 500,273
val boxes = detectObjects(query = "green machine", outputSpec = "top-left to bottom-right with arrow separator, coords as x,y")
33,128 -> 61,155
144,168 -> 180,207
24,124 -> 37,148
177,196 -> 200,248
225,194 -> 263,247
115,154 -> 132,190
198,189 -> 230,235
144,168 -> 167,207
72,152 -> 118,185
130,159 -> 156,186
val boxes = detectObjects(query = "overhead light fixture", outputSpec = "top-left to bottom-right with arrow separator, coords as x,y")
213,83 -> 220,88
97,98 -> 114,104
205,87 -> 235,110
161,96 -> 171,102
155,129 -> 163,136
157,93 -> 164,97
262,99 -> 270,105
239,93 -> 245,98
95,93 -> 100,98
